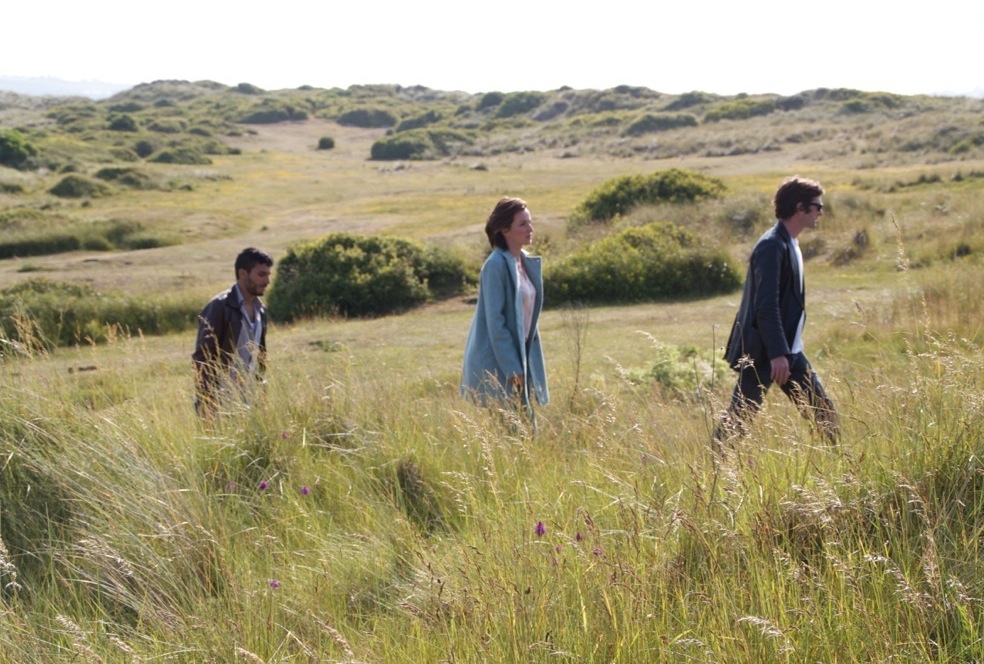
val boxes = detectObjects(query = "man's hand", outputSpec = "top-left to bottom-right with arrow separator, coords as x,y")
770,355 -> 791,385
509,374 -> 525,397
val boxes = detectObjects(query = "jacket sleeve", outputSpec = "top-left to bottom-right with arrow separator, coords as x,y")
751,238 -> 791,359
480,256 -> 524,379
192,299 -> 226,402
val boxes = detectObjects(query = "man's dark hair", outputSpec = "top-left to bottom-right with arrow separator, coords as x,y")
235,247 -> 273,278
774,176 -> 824,220
484,197 -> 528,250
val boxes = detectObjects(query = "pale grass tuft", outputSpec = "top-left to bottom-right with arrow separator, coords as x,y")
319,617 -> 356,661
236,646 -> 266,663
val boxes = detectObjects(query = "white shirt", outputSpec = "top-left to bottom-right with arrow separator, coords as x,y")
517,260 -> 536,343
790,238 -> 805,354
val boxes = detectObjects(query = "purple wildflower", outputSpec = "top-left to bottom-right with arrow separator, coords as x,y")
282,432 -> 289,439
300,486 -> 310,495
225,481 -> 238,493
259,480 -> 268,490
575,531 -> 584,542
534,521 -> 546,537
269,579 -> 280,589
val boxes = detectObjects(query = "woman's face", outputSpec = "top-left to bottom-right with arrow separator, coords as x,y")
501,208 -> 533,253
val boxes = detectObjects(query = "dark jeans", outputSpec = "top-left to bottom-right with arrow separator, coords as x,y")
714,352 -> 839,447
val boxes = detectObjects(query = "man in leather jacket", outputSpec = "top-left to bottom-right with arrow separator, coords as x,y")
192,247 -> 273,418
715,177 -> 839,448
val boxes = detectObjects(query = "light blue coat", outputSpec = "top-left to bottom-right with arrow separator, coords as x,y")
461,248 -> 549,406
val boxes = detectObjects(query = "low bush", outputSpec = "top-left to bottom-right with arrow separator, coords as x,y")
48,174 -> 111,198
237,104 -> 308,124
0,129 -> 39,169
107,114 -> 139,132
0,278 -> 199,347
623,113 -> 698,136
495,92 -> 546,118
94,167 -> 159,190
546,222 -> 741,304
370,129 -> 472,161
336,108 -> 398,128
317,136 -> 335,150
0,218 -> 176,259
267,233 -> 473,320
622,341 -> 730,396
569,168 -> 726,227
663,91 -> 713,111
704,98 -> 776,122
395,110 -> 443,132
149,147 -> 212,165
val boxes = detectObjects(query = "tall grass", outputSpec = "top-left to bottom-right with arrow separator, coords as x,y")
2,249 -> 984,662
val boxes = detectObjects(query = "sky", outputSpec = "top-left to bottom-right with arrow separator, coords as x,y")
3,0 -> 983,98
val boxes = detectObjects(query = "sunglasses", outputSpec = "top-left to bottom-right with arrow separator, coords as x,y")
807,202 -> 824,211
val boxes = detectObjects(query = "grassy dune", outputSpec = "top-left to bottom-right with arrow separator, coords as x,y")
3,84 -> 984,661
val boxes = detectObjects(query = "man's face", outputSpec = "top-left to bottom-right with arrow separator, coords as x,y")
239,264 -> 271,297
804,198 -> 824,228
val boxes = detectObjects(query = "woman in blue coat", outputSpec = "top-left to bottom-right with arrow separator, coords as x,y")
461,197 -> 549,416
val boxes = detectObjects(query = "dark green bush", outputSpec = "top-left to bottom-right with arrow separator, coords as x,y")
107,114 -> 139,132
94,167 -> 158,190
0,218 -> 174,259
147,119 -> 184,133
0,129 -> 39,169
370,128 -> 472,160
317,136 -> 335,150
267,233 -> 473,320
396,110 -> 443,132
238,103 -> 308,124
476,91 -> 505,111
570,168 -> 726,227
546,222 -> 741,304
336,108 -> 397,128
624,113 -> 698,136
704,98 -> 776,122
664,91 -> 712,111
0,278 -> 199,347
235,82 -> 264,95
149,147 -> 211,165
371,131 -> 435,160
133,140 -> 157,158
495,92 -> 546,118
48,174 -> 111,198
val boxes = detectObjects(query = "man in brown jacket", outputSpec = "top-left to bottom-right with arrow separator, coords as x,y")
192,247 -> 273,418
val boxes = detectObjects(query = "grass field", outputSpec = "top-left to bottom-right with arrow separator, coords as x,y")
3,84 -> 984,662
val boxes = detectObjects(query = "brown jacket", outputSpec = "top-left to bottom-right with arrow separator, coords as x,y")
192,284 -> 267,413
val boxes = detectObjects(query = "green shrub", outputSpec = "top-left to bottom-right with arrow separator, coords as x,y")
476,91 -> 504,111
570,168 -> 726,227
317,136 -> 335,150
94,167 -> 158,190
107,114 -> 139,132
704,98 -> 776,122
336,108 -> 398,128
623,342 -> 730,395
370,128 -> 472,160
0,129 -> 39,169
133,140 -> 157,158
370,131 -> 435,160
495,92 -> 545,118
546,222 -> 741,305
149,147 -> 211,165
147,119 -> 184,133
48,174 -> 111,198
624,113 -> 698,136
237,103 -> 308,124
664,91 -> 713,111
267,233 -> 473,320
396,110 -> 443,132
0,278 -> 198,347
0,217 -> 174,259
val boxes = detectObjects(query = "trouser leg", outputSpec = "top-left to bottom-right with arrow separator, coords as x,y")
713,365 -> 770,446
780,354 -> 840,445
